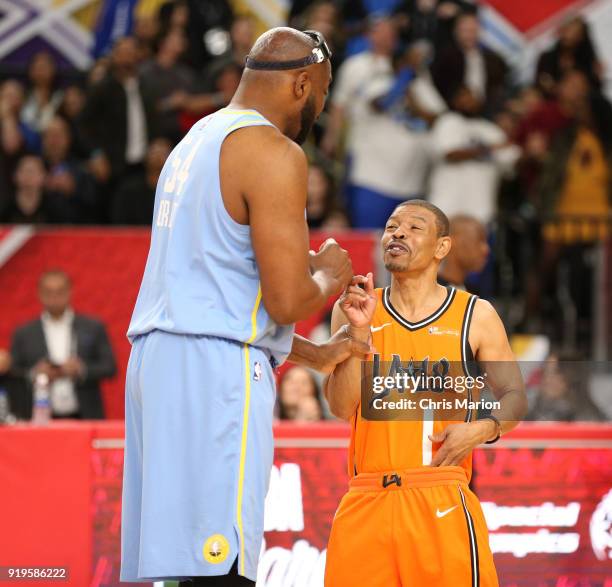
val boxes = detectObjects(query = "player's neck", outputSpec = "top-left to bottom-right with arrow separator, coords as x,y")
227,94 -> 288,136
389,274 -> 448,322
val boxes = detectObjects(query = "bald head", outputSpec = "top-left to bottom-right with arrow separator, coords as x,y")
236,27 -> 332,144
248,27 -> 317,63
450,215 -> 485,237
448,215 -> 489,273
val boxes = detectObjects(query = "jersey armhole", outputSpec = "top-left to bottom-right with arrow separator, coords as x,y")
461,295 -> 478,423
217,118 -> 275,232
461,294 -> 478,377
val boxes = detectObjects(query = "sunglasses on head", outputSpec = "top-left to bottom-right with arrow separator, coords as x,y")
245,30 -> 332,71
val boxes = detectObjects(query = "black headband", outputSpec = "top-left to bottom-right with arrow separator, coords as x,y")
245,30 -> 332,71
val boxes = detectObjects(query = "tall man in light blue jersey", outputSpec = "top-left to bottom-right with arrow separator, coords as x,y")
121,28 -> 363,586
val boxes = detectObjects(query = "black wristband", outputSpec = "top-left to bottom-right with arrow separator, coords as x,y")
482,414 -> 502,444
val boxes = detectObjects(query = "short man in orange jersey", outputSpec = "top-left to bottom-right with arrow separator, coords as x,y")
324,200 -> 527,587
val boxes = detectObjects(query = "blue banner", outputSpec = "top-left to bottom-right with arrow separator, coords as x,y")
92,0 -> 137,58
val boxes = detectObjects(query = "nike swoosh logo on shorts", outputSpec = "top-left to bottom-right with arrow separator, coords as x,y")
371,323 -> 392,333
436,506 -> 459,518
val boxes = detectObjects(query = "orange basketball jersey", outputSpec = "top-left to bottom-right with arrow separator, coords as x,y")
348,286 -> 479,480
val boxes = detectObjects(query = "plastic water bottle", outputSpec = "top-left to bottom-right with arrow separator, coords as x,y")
32,373 -> 51,426
0,387 -> 9,424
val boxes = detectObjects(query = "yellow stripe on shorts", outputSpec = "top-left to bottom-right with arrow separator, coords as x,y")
237,284 -> 262,575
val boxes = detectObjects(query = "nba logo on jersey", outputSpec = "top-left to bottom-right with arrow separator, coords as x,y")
428,326 -> 460,336
254,361 -> 262,381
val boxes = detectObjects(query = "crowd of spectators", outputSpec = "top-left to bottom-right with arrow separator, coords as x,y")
1,3 -> 609,233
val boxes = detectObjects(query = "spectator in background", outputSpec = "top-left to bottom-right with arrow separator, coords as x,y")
42,116 -> 97,223
438,214 -> 489,293
291,2 -> 344,72
81,37 -> 156,195
1,80 -> 39,155
306,164 -> 349,229
177,59 -> 242,133
525,72 -> 612,348
428,85 -> 519,224
277,366 -> 324,422
538,76 -> 612,242
432,11 -> 508,116
57,84 -> 90,160
515,71 -> 588,204
1,156 -> 50,224
182,0 -> 234,70
209,14 -> 256,73
132,7 -> 160,63
158,0 -> 189,33
526,355 -> 575,421
207,59 -> 242,107
0,79 -> 38,213
403,40 -> 447,117
140,27 -> 195,143
10,269 -> 116,420
21,51 -> 63,134
397,0 -> 472,49
343,42 -> 438,228
536,16 -> 602,98
197,14 -> 253,96
111,138 -> 172,225
321,16 -> 397,158
527,353 -> 603,421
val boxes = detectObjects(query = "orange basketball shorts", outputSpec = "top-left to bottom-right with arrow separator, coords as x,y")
324,466 -> 498,587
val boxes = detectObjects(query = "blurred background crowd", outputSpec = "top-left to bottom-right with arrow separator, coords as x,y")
0,0 -> 610,423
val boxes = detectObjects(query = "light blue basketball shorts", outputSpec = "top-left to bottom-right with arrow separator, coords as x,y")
120,330 -> 276,582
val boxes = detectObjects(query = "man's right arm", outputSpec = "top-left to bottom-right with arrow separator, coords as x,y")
324,275 -> 376,420
236,128 -> 352,325
324,303 -> 361,420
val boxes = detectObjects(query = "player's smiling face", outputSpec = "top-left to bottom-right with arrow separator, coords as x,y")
382,206 -> 446,273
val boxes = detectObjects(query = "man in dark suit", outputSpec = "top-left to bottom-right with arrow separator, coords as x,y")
80,36 -> 157,222
10,269 -> 116,420
432,11 -> 508,116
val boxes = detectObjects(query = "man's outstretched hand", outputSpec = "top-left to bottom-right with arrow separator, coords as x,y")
339,273 -> 377,329
316,324 -> 373,374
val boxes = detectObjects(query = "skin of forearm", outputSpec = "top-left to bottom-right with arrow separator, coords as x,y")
445,146 -> 487,162
286,334 -> 322,370
490,388 -> 528,436
266,274 -> 328,325
325,326 -> 369,420
325,357 -> 361,420
284,274 -> 329,324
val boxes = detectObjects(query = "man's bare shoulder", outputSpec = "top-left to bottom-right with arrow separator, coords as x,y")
471,298 -> 499,324
222,124 -> 307,173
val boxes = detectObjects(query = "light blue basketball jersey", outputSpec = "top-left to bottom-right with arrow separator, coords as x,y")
127,108 -> 295,365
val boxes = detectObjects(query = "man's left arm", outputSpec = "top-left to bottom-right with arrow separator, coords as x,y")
287,328 -> 371,375
430,299 -> 527,466
74,322 -> 117,384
